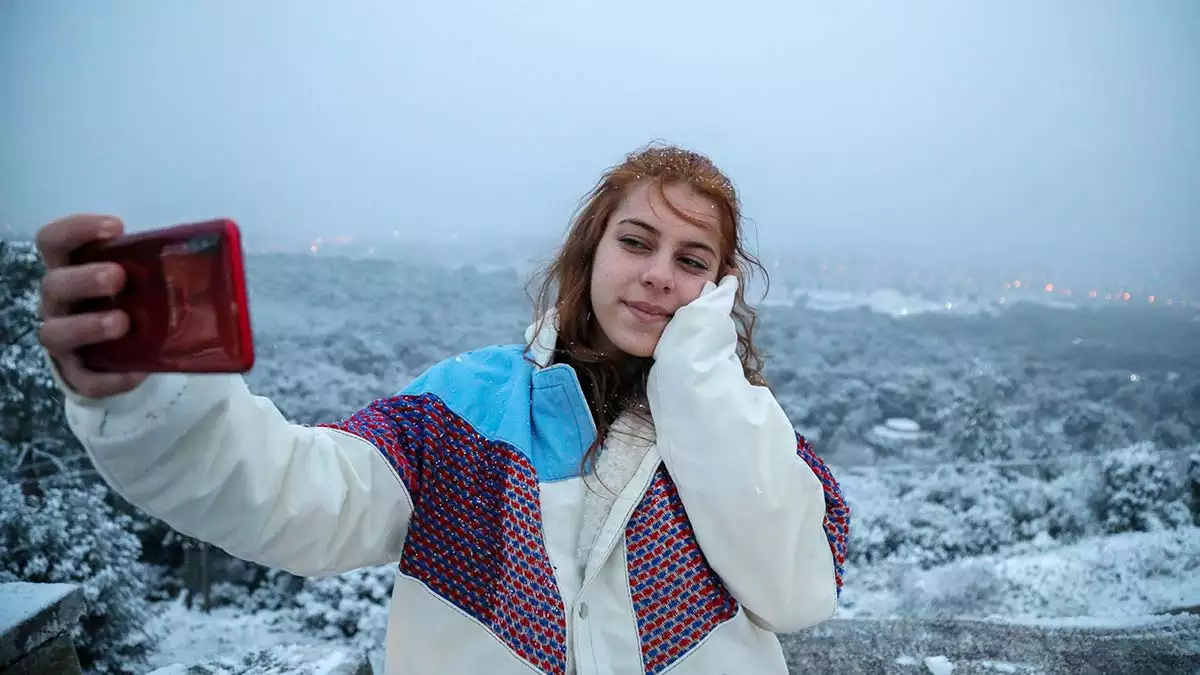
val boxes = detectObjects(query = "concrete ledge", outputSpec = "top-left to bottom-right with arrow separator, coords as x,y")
1,634 -> 83,675
780,616 -> 1200,674
0,582 -> 85,672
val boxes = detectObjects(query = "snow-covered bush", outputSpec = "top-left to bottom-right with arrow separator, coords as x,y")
845,461 -> 1112,570
1039,467 -> 1103,539
895,557 -> 1009,617
221,555 -> 395,651
0,477 -> 156,674
227,567 -> 305,612
1097,442 -> 1192,533
291,565 -> 395,649
845,439 -> 1199,573
845,466 -> 1025,568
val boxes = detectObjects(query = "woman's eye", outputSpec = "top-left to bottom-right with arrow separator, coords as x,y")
620,237 -> 648,250
680,257 -> 708,270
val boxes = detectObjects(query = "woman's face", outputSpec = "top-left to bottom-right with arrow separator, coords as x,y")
589,180 -> 725,358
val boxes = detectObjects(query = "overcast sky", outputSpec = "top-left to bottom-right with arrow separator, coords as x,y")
1,1 -> 1196,287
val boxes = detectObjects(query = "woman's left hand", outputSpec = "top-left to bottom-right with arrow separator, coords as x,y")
652,273 -> 739,365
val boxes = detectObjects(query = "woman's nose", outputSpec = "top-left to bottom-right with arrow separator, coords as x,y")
640,253 -> 674,291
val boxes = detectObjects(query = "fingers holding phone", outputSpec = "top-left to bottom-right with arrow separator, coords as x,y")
35,214 -> 148,399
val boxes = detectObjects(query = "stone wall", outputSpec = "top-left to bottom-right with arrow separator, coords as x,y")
780,615 -> 1200,674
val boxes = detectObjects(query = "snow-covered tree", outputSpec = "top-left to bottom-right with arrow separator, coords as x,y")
944,372 -> 1014,462
0,478 -> 155,673
1097,441 -> 1192,533
0,240 -> 85,487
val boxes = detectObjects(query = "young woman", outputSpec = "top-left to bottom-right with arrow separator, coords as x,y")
36,143 -> 849,675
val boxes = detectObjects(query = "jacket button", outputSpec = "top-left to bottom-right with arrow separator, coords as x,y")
578,602 -> 589,619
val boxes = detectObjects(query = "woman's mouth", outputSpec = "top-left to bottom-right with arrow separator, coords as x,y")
621,300 -> 671,324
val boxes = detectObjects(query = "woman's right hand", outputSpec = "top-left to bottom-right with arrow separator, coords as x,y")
35,214 -> 148,399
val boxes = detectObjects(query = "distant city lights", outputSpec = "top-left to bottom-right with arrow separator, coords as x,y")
987,279 -> 1190,311
983,278 -> 1191,309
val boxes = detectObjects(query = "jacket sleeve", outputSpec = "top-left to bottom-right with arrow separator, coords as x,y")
51,356 -> 444,577
646,276 -> 850,633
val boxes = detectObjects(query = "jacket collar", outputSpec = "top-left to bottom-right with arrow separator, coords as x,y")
523,309 -> 560,369
522,308 -> 656,439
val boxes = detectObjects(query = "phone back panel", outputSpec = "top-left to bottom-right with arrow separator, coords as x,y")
69,219 -> 255,373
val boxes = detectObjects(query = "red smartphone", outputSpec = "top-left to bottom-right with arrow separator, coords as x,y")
68,218 -> 255,374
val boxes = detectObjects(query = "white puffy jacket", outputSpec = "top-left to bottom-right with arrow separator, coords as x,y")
54,276 -> 849,674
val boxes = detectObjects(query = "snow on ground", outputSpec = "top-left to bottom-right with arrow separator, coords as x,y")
148,646 -> 361,675
838,527 -> 1200,623
141,596 -> 322,670
988,528 -> 1200,622
139,595 -> 385,674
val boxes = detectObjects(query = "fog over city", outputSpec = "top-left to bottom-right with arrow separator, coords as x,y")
2,1 -> 1197,298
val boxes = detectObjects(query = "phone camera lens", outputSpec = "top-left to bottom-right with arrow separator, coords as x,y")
186,234 -> 219,253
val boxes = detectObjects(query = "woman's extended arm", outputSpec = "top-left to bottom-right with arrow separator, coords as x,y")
51,359 -> 443,577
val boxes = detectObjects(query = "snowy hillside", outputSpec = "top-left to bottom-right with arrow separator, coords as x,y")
3,244 -> 1198,673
